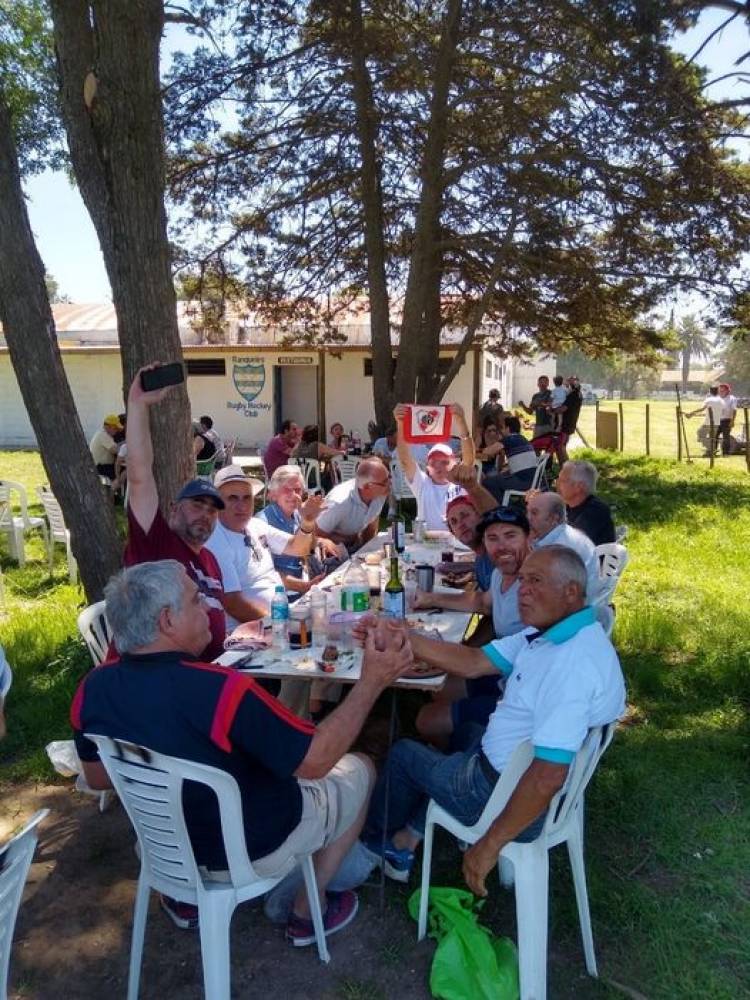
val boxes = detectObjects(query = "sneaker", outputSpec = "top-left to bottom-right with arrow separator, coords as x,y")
160,894 -> 199,930
363,837 -> 415,883
286,890 -> 359,947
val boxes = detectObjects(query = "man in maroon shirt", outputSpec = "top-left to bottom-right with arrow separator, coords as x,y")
124,365 -> 227,659
263,420 -> 300,477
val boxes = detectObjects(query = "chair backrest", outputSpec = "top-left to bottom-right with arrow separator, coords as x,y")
0,809 -> 49,994
530,451 -> 550,491
0,497 -> 10,534
614,524 -> 628,543
0,660 -> 11,700
223,438 -> 237,466
77,601 -> 112,666
470,723 -> 615,840
296,458 -> 322,492
0,481 -> 33,530
594,543 -> 629,605
35,488 -> 68,541
86,736 -> 282,899
332,456 -> 361,483
195,458 -> 215,480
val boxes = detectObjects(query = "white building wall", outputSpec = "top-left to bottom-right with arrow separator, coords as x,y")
508,354 -> 556,407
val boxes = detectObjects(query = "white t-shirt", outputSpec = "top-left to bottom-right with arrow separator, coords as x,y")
407,466 -> 465,530
315,478 -> 386,538
205,518 -> 289,628
550,386 -> 568,407
480,608 -> 625,771
489,573 -> 524,639
720,394 -> 737,420
702,395 -> 724,426
533,522 -> 601,602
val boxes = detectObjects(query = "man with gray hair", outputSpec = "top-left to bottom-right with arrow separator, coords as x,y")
555,460 -> 615,546
358,546 -> 626,886
71,559 -> 413,943
314,457 -> 391,550
525,491 -> 601,600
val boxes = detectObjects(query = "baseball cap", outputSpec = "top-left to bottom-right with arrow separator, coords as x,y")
427,442 -> 455,460
213,465 -> 264,496
103,413 -> 123,429
175,478 -> 225,509
475,506 -> 530,543
445,494 -> 476,518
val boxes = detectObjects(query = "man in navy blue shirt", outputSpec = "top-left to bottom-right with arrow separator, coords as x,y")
72,559 -> 412,946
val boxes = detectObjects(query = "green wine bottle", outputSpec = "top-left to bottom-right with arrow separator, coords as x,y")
382,555 -> 405,618
391,498 -> 405,553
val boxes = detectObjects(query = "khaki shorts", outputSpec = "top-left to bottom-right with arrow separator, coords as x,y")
252,753 -> 372,878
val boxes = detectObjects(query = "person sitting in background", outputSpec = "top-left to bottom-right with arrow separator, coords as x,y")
476,421 -> 504,478
477,388 -> 504,430
264,420 -> 300,478
481,416 -> 539,502
293,425 -> 345,491
89,413 -> 123,480
257,465 -> 340,597
71,559 -> 413,941
555,460 -> 615,546
125,365 -> 227,660
328,422 -> 345,448
199,415 -> 226,468
414,506 -> 531,748
372,427 -> 398,463
526,491 -> 601,600
192,421 -> 217,465
359,546 -> 626,889
393,403 -> 474,530
314,458 -> 390,551
206,466 -> 324,628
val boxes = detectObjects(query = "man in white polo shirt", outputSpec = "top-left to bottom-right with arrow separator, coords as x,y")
361,546 -> 625,887
206,466 -> 325,629
525,491 -> 601,601
393,402 -> 475,530
314,458 -> 391,551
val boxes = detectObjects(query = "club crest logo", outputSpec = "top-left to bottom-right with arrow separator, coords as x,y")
232,361 -> 265,403
418,408 -> 440,432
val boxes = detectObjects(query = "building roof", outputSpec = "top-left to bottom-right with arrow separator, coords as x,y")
659,367 -> 724,385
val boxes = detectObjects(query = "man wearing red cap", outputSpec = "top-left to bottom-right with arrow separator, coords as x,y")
393,403 -> 475,529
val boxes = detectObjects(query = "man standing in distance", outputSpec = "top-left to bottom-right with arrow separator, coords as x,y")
519,376 -> 553,438
125,365 -> 227,660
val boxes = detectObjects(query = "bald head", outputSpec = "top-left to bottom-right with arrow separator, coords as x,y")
526,491 -> 566,541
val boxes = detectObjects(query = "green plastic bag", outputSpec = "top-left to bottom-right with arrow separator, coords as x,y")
408,887 -> 519,1000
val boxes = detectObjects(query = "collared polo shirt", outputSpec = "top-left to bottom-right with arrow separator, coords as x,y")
71,651 -> 315,868
315,478 -> 386,538
480,606 -> 625,771
533,522 -> 601,601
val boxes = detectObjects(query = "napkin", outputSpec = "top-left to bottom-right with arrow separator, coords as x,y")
223,620 -> 273,651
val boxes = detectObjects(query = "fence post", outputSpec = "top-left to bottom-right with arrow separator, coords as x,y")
676,407 -> 682,461
745,408 -> 750,474
708,410 -> 715,470
618,402 -> 624,452
645,404 -> 650,456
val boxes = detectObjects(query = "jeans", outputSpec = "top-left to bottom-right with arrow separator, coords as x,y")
364,726 -> 547,844
715,418 -> 732,455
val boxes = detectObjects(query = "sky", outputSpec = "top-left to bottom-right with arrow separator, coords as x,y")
23,9 -> 749,305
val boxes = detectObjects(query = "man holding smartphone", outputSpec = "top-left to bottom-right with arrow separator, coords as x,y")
124,365 -> 227,660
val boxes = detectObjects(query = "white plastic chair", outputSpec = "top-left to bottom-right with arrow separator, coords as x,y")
297,458 -> 322,493
35,487 -> 77,584
501,452 -> 550,507
0,809 -> 49,1000
0,481 -> 48,568
594,543 -> 629,606
76,601 -> 111,666
86,735 -> 330,1000
332,456 -> 361,483
417,724 -> 616,1000
614,524 -> 628,543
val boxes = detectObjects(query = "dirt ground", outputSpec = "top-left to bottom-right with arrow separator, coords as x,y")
2,783 -> 612,1000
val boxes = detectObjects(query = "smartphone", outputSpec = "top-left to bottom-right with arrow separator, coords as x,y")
140,362 -> 185,393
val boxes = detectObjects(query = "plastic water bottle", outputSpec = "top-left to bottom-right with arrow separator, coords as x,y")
271,585 -> 289,649
341,562 -> 369,613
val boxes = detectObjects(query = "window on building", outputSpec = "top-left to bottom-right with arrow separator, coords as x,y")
485,359 -> 492,377
363,357 -> 454,377
185,359 -> 226,376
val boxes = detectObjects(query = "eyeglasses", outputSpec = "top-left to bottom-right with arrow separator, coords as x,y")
243,534 -> 264,561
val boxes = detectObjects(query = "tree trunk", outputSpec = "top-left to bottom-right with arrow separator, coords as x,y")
681,346 -> 690,393
50,0 -> 192,507
393,0 -> 463,405
0,89 -> 120,601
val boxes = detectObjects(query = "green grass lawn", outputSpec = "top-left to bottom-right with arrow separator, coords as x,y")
1,447 -> 749,997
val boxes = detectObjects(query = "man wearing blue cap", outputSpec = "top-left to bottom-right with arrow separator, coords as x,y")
124,365 -> 227,659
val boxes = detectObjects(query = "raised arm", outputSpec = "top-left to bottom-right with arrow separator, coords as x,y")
393,403 -> 417,480
449,463 -> 499,514
450,403 -> 475,467
282,495 -> 325,556
412,587 -> 491,615
125,365 -> 178,533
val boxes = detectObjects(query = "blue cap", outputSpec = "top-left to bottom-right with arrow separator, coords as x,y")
175,478 -> 225,510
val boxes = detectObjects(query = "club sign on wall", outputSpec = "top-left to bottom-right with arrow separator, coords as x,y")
228,356 -> 272,419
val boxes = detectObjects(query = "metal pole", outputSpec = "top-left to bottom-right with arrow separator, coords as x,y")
745,408 -> 750,474
675,385 -> 692,463
676,406 -> 682,461
645,404 -> 650,456
708,410 -> 715,470
618,402 -> 624,452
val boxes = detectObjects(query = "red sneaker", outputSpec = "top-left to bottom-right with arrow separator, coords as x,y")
285,890 -> 358,947
160,894 -> 199,930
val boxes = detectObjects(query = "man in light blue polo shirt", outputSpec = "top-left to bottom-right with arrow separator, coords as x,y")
361,545 -> 625,885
